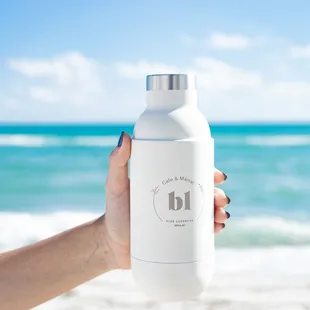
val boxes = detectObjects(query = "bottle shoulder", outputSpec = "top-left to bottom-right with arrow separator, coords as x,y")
133,107 -> 211,140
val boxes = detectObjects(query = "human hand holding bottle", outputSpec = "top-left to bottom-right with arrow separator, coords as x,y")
104,132 -> 231,270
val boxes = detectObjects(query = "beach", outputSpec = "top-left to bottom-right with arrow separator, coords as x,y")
1,124 -> 310,309
34,247 -> 310,309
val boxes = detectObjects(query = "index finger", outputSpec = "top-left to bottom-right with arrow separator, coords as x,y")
214,168 -> 227,185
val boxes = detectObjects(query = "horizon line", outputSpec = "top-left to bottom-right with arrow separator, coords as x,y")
1,121 -> 310,126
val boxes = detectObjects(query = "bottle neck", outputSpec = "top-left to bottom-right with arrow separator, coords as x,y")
146,90 -> 197,110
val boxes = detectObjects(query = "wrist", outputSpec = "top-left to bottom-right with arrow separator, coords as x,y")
92,216 -> 119,272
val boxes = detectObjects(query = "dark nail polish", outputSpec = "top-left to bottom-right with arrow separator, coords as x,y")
117,131 -> 124,147
226,211 -> 231,219
226,195 -> 231,204
223,172 -> 228,180
222,223 -> 226,229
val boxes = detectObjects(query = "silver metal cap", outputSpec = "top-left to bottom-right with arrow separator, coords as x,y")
146,74 -> 196,91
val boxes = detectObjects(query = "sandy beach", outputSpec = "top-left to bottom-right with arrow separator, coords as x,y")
36,247 -> 310,310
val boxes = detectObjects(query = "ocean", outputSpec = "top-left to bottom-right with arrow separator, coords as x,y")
1,124 -> 310,309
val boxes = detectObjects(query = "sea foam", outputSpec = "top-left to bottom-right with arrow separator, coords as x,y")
0,134 -> 118,147
1,211 -> 310,252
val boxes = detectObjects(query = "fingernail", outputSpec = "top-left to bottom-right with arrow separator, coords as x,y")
223,172 -> 228,180
226,211 -> 231,219
117,131 -> 124,147
222,223 -> 226,229
226,195 -> 231,204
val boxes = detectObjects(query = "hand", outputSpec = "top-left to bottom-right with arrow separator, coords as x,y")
103,132 -> 231,270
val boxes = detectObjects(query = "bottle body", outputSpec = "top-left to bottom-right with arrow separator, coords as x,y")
130,76 -> 214,301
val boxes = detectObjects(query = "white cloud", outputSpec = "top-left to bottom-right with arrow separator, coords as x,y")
291,45 -> 310,58
209,32 -> 250,50
269,81 -> 310,96
193,57 -> 262,90
116,60 -> 180,79
117,57 -> 262,91
2,44 -> 310,123
7,52 -> 104,104
180,32 -> 265,50
115,57 -> 310,122
204,80 -> 310,122
29,87 -> 58,103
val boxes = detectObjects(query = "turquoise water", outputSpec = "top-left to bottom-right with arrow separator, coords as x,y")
1,124 -> 310,248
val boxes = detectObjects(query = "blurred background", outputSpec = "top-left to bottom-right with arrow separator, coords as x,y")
1,0 -> 310,309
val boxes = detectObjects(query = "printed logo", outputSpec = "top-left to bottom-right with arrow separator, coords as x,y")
168,191 -> 191,211
151,176 -> 205,227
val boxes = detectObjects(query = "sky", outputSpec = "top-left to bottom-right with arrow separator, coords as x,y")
1,0 -> 310,123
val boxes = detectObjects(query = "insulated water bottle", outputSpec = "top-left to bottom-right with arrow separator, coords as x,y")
130,74 -> 214,301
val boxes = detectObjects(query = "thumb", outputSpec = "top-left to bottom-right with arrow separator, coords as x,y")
106,132 -> 131,196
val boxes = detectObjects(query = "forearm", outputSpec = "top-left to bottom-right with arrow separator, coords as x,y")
0,215 -> 115,310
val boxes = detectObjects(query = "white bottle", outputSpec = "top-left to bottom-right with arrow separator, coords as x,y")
130,74 -> 214,301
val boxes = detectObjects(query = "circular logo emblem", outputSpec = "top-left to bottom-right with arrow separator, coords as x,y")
151,176 -> 205,227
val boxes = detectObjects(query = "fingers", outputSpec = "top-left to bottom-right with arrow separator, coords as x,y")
106,132 -> 131,195
214,178 -> 231,234
214,223 -> 225,233
214,204 -> 230,234
214,168 -> 227,185
214,188 -> 230,208
214,207 -> 230,224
